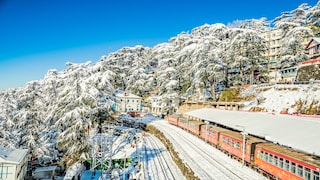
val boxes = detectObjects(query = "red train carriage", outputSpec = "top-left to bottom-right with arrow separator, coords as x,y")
177,117 -> 189,130
219,130 -> 266,165
200,125 -> 227,147
255,143 -> 320,180
167,115 -> 179,126
187,120 -> 204,136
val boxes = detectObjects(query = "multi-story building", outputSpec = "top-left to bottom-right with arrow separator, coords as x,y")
262,28 -> 283,65
115,91 -> 142,113
0,147 -> 28,180
148,95 -> 162,115
262,28 -> 283,83
262,28 -> 311,83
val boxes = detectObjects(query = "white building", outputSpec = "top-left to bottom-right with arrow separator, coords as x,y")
148,95 -> 162,115
115,92 -> 142,112
0,147 -> 28,180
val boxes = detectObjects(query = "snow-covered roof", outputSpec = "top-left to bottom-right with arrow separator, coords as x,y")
116,92 -> 141,99
184,108 -> 320,157
34,166 -> 57,173
0,147 -> 28,164
306,37 -> 320,49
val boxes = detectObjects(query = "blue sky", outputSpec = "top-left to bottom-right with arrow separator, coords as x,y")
0,0 -> 318,90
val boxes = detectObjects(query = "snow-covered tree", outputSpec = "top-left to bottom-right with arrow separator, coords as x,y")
278,27 -> 313,69
1,1 -> 319,167
306,0 -> 320,36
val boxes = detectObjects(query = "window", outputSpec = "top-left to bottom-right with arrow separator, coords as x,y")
236,142 -> 240,149
297,165 -> 303,177
279,158 -> 284,168
231,140 -> 234,147
285,160 -> 290,171
305,167 -> 311,180
210,132 -> 215,138
274,156 -> 278,166
260,151 -> 264,159
265,153 -> 269,162
313,171 -> 320,180
269,154 -> 273,164
0,164 -> 12,179
291,162 -> 296,174
222,137 -> 226,143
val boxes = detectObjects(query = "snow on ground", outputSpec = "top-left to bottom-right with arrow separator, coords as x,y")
151,119 -> 266,180
68,114 -> 183,180
142,133 -> 185,180
241,84 -> 320,114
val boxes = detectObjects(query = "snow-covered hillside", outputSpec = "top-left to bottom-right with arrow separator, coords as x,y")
241,83 -> 320,115
0,1 -> 319,166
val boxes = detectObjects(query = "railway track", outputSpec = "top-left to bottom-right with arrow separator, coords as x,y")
165,126 -> 243,179
152,120 -> 266,180
143,133 -> 184,180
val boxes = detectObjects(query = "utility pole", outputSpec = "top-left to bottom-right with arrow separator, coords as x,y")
205,121 -> 209,143
236,125 -> 248,167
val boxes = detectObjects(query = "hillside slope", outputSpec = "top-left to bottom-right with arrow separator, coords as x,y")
241,84 -> 320,115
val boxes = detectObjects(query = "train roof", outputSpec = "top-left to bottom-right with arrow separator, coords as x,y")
207,125 -> 228,132
184,108 -> 320,157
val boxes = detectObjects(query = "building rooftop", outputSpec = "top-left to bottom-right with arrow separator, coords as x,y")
0,146 -> 28,164
184,108 -> 320,157
116,92 -> 141,99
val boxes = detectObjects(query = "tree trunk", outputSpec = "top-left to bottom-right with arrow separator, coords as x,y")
211,84 -> 216,102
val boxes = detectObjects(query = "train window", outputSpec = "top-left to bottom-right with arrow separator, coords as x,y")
269,154 -> 273,164
222,137 -> 226,143
305,167 -> 311,180
231,140 -> 234,147
259,151 -> 264,159
265,153 -> 269,162
227,138 -> 230,145
274,156 -> 278,166
236,142 -> 240,149
313,171 -> 320,180
298,165 -> 303,177
285,160 -> 290,171
279,158 -> 284,168
210,132 -> 215,138
291,162 -> 296,174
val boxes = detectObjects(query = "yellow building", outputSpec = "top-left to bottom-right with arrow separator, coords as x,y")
0,147 -> 28,180
262,29 -> 283,83
262,28 -> 283,64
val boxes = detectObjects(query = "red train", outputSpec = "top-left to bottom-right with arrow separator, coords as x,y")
167,115 -> 320,180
